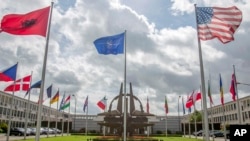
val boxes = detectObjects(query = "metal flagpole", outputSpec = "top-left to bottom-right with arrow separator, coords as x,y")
194,99 -> 197,139
35,2 -> 54,141
165,114 -> 168,137
24,71 -> 33,140
222,105 -> 226,141
85,96 -> 88,136
47,86 -> 52,138
194,4 -> 210,141
123,30 -> 127,141
55,89 -> 59,137
233,65 -> 242,124
208,76 -> 215,141
6,62 -> 18,141
182,97 -> 186,137
62,92 -> 65,136
188,108 -> 191,138
67,97 -> 70,136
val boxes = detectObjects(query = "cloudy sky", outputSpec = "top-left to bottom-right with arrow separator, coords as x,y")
0,0 -> 250,116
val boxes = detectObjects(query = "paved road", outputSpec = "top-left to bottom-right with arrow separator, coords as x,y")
184,135 -> 229,141
0,134 -> 70,141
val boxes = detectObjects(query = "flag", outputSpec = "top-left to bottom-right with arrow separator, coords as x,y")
93,32 -> 125,55
182,96 -> 185,115
83,96 -> 88,112
4,75 -> 31,91
24,80 -> 41,97
50,90 -> 59,104
46,84 -> 52,98
146,96 -> 149,113
60,95 -> 70,110
230,73 -> 236,101
187,94 -> 192,113
0,6 -> 50,37
0,63 -> 18,81
220,74 -> 224,105
185,89 -> 201,108
208,80 -> 214,105
165,96 -> 168,114
59,93 -> 65,111
196,6 -> 242,43
97,96 -> 107,110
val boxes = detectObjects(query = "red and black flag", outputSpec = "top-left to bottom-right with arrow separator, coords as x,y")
0,6 -> 50,37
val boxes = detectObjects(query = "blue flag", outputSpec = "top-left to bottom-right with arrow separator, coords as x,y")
47,84 -> 52,98
0,63 -> 18,81
24,80 -> 41,98
59,93 -> 65,111
93,32 -> 125,55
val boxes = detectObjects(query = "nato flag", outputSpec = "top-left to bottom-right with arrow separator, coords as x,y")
93,32 -> 125,55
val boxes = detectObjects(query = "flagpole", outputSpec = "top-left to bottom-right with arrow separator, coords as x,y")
62,92 -> 65,136
24,71 -> 33,140
182,97 -> 186,137
47,87 -> 52,138
55,89 -> 59,137
194,100 -> 197,139
188,108 -> 191,138
123,30 -> 127,141
165,113 -> 168,137
67,98 -> 70,136
208,76 -> 215,141
233,65 -> 242,124
6,62 -> 18,141
222,105 -> 227,141
35,2 -> 54,141
194,4 -> 209,141
85,96 -> 88,136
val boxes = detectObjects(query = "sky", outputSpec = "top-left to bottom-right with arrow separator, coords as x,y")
0,0 -> 250,116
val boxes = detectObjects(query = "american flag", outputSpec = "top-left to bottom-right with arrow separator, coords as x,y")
83,95 -> 88,112
196,6 -> 242,44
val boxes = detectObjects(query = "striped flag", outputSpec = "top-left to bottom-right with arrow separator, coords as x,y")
230,73 -> 236,101
219,74 -> 224,105
207,80 -> 214,105
165,96 -> 168,114
83,96 -> 88,112
196,6 -> 242,43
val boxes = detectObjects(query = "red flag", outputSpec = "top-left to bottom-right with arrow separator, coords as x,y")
0,6 -> 50,37
230,74 -> 236,101
97,96 -> 107,110
196,6 -> 242,43
165,96 -> 168,114
4,75 -> 31,91
186,89 -> 201,108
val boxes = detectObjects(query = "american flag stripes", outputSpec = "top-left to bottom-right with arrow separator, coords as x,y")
196,6 -> 242,44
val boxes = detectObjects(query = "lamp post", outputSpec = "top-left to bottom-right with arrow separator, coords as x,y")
178,96 -> 181,132
72,94 -> 77,131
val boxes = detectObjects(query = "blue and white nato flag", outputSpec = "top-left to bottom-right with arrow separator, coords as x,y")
93,32 -> 125,55
230,125 -> 250,140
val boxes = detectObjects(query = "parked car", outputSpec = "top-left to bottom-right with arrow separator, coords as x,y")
52,128 -> 62,134
193,130 -> 203,136
10,127 -> 30,136
210,130 -> 224,138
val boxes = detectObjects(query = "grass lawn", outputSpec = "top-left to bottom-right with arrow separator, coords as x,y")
20,135 -> 203,141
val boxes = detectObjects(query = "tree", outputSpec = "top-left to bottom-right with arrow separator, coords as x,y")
189,110 -> 202,123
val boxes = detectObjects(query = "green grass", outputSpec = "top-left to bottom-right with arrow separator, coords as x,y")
17,135 -> 203,141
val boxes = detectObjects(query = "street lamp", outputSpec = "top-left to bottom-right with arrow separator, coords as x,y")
178,96 -> 181,132
72,94 -> 77,131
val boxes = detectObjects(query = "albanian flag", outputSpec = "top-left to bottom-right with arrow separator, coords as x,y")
0,6 -> 50,37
